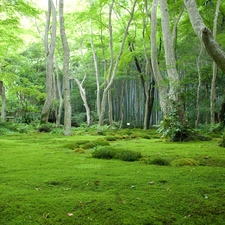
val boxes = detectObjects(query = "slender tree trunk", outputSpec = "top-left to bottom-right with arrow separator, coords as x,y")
184,0 -> 225,74
0,81 -> 6,121
159,0 -> 181,114
59,0 -> 71,136
90,18 -> 101,118
210,0 -> 221,125
73,77 -> 91,127
150,0 -> 168,116
108,89 -> 113,128
195,44 -> 204,128
54,57 -> 63,127
40,0 -> 57,124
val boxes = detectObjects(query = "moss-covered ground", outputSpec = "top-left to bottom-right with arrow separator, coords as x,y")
1,128 -> 225,224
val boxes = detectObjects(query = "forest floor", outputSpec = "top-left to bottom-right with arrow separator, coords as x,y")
1,128 -> 225,225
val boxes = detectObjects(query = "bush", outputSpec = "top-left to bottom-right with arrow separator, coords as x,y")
92,147 -> 116,159
150,157 -> 170,166
219,132 -> 225,147
38,124 -> 51,133
116,150 -> 142,162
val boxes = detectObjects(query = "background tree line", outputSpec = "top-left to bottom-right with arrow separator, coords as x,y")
0,0 -> 225,136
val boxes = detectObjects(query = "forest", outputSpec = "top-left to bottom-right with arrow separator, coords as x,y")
0,0 -> 225,137
1,1 -> 225,224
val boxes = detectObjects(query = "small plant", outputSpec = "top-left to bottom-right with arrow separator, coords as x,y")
116,150 -> 142,162
92,147 -> 116,159
157,109 -> 194,142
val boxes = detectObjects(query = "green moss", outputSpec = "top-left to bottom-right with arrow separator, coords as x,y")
171,158 -> 199,167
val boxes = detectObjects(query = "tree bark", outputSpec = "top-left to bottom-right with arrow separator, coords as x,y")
0,81 -> 6,121
150,0 -> 169,116
59,0 -> 71,136
195,44 -> 204,128
210,0 -> 221,125
184,0 -> 225,74
159,0 -> 180,104
40,0 -> 57,124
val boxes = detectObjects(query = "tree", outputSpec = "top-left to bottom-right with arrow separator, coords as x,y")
184,0 -> 225,74
40,0 -> 57,124
59,0 -> 72,136
210,0 -> 222,125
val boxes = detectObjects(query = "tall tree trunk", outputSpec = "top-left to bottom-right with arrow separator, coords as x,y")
159,0 -> 181,115
150,0 -> 169,116
210,0 -> 221,125
184,0 -> 225,74
54,57 -> 63,127
0,81 -> 6,122
195,44 -> 204,128
59,0 -> 71,136
40,0 -> 57,124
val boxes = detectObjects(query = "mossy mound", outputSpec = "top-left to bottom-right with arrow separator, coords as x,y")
171,158 -> 199,167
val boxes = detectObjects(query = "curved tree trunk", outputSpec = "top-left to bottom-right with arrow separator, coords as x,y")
59,0 -> 71,136
184,0 -> 225,74
40,0 -> 57,124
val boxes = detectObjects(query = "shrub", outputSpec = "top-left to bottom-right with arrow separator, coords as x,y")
92,147 -> 116,159
171,158 -> 199,167
38,124 -> 51,133
116,150 -> 142,162
219,132 -> 225,147
150,157 -> 170,166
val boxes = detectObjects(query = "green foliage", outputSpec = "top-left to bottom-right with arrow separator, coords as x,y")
38,124 -> 52,133
219,132 -> 225,147
157,109 -> 195,142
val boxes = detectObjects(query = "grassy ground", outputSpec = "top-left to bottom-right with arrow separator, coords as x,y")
1,128 -> 225,225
